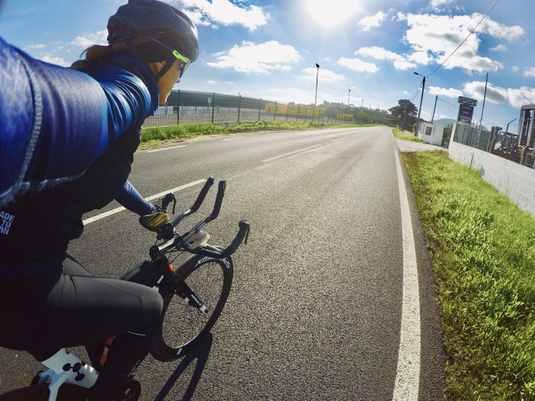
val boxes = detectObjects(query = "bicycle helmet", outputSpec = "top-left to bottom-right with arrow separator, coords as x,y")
107,0 -> 199,79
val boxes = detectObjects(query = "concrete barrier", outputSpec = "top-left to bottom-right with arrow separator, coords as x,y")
449,140 -> 535,216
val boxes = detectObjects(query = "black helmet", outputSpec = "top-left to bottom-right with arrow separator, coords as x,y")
107,0 -> 199,65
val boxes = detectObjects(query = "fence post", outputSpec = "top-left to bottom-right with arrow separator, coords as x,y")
211,93 -> 216,124
176,90 -> 181,125
237,95 -> 241,123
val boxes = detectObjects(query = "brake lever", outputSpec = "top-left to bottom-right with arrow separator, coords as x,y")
161,193 -> 176,214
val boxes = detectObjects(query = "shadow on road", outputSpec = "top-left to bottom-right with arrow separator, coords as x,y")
152,333 -> 213,401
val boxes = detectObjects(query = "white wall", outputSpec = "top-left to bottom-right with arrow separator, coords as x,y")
449,140 -> 535,216
418,122 -> 433,142
419,119 -> 455,146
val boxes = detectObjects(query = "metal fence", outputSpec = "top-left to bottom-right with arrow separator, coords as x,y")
144,90 -> 334,128
453,122 -> 535,169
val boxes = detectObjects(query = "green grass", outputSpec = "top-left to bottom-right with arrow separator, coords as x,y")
393,127 -> 423,143
401,151 -> 535,401
141,120 -> 374,146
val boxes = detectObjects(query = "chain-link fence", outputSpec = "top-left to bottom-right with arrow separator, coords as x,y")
453,122 -> 535,169
143,90 -> 335,128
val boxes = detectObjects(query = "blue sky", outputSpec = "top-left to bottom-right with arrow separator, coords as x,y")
1,0 -> 534,131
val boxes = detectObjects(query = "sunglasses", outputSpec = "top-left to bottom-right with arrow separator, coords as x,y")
150,38 -> 191,80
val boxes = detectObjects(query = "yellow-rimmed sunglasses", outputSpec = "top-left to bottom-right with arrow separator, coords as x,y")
151,37 -> 191,79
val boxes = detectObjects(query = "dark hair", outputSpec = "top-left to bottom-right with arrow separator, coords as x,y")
85,44 -> 116,62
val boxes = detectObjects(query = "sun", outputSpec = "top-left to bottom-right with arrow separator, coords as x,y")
303,0 -> 363,29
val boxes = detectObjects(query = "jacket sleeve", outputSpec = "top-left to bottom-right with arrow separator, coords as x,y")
0,37 -> 155,208
115,180 -> 156,216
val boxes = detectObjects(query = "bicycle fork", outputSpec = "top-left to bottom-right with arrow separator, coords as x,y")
159,267 -> 209,315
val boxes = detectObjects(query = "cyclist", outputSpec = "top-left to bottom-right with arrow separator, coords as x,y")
0,0 -> 198,399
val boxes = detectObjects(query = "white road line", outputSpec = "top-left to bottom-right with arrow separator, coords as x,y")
145,145 -> 187,153
392,149 -> 421,401
291,145 -> 325,156
261,144 -> 323,163
82,179 -> 206,226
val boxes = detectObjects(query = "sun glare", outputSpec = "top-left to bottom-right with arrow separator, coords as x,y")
304,0 -> 363,29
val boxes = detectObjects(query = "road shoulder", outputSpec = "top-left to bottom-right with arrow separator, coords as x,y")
396,146 -> 446,401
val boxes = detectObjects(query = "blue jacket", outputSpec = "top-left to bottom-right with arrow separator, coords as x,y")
0,37 -> 161,266
0,36 -> 156,212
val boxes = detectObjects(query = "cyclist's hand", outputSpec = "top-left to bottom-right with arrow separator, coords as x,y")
139,208 -> 169,232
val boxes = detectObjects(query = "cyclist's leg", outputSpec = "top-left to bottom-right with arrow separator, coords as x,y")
42,255 -> 163,395
0,255 -> 163,394
30,255 -> 162,355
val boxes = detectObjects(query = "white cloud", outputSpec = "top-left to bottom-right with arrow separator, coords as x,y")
356,46 -> 416,71
398,12 -> 524,73
72,30 -> 107,48
26,43 -> 46,50
358,11 -> 386,32
177,0 -> 268,31
337,57 -> 378,73
302,67 -> 345,83
430,0 -> 453,8
207,41 -> 301,73
524,68 -> 535,78
490,44 -> 507,52
477,13 -> 525,42
184,8 -> 212,27
464,81 -> 535,108
41,54 -> 69,67
512,66 -> 520,73
428,86 -> 463,98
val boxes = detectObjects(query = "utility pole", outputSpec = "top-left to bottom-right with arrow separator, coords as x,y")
431,95 -> 438,123
414,72 -> 426,136
479,72 -> 489,129
314,63 -> 320,106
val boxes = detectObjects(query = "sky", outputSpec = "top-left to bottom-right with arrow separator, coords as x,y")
1,0 -> 534,132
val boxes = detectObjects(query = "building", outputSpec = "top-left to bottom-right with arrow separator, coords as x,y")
418,119 -> 456,147
518,105 -> 535,148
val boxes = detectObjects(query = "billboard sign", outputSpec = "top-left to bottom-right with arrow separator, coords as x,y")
457,96 -> 477,124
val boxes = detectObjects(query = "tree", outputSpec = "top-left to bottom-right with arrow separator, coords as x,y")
389,99 -> 417,131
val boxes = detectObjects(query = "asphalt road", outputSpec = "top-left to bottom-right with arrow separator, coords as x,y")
0,126 -> 444,401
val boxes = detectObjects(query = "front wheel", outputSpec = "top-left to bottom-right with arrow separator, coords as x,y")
151,256 -> 233,362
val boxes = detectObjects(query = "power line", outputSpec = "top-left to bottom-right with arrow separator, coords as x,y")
427,0 -> 499,79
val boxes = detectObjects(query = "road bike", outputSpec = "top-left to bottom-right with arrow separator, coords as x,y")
22,177 -> 250,401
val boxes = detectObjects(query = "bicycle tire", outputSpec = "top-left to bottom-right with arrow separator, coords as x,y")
151,256 -> 233,362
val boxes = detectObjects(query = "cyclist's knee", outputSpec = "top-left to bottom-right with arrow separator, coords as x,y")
141,287 -> 164,330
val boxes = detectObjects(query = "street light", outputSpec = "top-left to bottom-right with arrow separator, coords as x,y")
314,63 -> 320,106
414,71 -> 426,136
505,118 -> 517,134
348,88 -> 351,106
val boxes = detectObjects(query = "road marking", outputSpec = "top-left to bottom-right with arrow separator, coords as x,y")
392,149 -> 421,401
82,179 -> 206,226
292,145 -> 325,156
261,144 -> 323,163
145,145 -> 187,153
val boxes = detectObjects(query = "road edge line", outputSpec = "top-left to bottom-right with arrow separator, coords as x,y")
392,148 -> 421,401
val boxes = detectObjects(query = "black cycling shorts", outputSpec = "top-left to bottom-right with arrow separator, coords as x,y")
0,255 -> 163,360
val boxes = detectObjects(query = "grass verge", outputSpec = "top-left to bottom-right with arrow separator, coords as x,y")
141,120 -> 374,147
393,127 -> 423,143
402,151 -> 535,401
